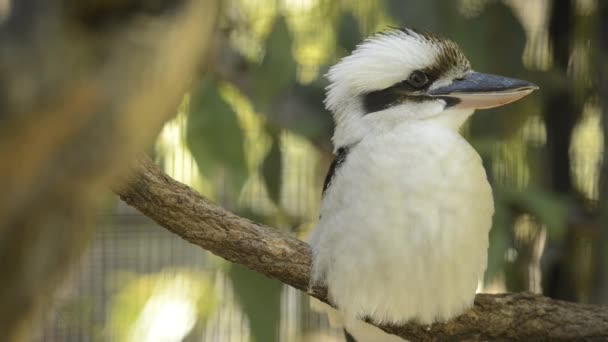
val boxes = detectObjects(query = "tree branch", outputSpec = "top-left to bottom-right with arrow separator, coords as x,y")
114,155 -> 608,342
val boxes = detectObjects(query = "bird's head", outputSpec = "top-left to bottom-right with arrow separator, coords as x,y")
325,28 -> 538,150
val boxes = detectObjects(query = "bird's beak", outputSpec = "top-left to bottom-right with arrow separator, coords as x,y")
429,72 -> 539,109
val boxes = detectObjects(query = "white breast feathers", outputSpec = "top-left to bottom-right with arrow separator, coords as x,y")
308,121 -> 494,325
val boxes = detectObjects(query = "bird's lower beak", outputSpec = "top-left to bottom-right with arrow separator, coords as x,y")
429,72 -> 539,109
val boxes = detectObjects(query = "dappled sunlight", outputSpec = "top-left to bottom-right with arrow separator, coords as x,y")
282,0 -> 334,83
129,285 -> 198,341
230,0 -> 278,61
280,131 -> 322,222
492,138 -> 532,189
520,115 -> 547,146
507,0 -> 553,71
492,114 -> 547,189
155,98 -> 214,197
108,269 -> 216,342
514,215 -> 547,293
570,99 -> 604,201
221,83 -> 278,215
222,83 -> 271,171
570,41 -> 593,98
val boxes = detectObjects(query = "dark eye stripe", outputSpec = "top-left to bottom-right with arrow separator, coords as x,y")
362,71 -> 439,113
362,86 -> 405,113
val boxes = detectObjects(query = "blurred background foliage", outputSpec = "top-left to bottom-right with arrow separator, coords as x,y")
40,0 -> 607,340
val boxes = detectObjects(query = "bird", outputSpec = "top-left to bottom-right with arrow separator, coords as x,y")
308,28 -> 538,341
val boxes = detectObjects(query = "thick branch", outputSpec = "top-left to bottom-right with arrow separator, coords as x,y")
114,155 -> 608,342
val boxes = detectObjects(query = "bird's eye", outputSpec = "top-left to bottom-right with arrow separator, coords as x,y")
408,71 -> 429,88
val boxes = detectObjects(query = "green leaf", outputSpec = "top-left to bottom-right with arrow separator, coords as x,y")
497,185 -> 569,240
229,265 -> 282,342
186,78 -> 248,196
262,130 -> 282,204
252,16 -> 297,111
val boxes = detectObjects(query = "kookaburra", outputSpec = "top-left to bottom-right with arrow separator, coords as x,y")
308,28 -> 537,340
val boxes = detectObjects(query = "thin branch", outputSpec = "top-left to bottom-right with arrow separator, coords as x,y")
114,155 -> 608,342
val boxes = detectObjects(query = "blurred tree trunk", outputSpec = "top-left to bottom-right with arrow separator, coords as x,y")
0,1 -> 219,341
541,0 -> 580,301
594,0 -> 608,305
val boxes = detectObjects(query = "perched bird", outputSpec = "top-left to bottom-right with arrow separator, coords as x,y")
308,28 -> 537,340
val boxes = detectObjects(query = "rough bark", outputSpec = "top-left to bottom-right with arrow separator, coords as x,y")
115,155 -> 608,342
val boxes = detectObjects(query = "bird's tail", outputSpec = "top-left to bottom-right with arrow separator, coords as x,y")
310,298 -> 408,342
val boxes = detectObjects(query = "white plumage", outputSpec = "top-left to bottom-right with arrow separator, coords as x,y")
310,119 -> 493,324
308,28 -> 536,339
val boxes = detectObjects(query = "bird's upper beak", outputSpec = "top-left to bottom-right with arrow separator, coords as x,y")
429,72 -> 539,109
